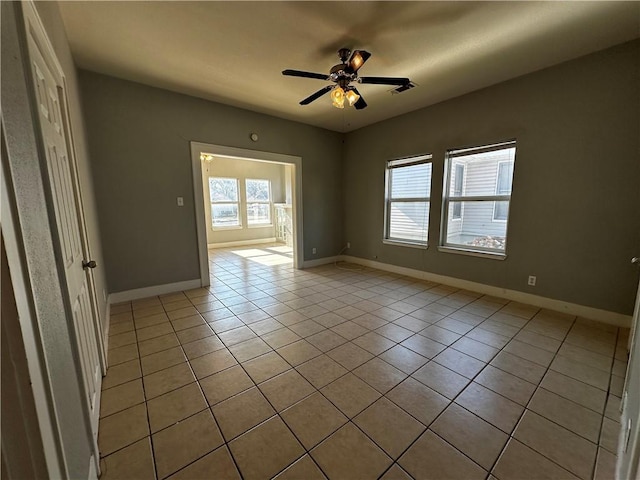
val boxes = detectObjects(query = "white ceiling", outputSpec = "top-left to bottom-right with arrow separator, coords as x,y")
58,1 -> 640,133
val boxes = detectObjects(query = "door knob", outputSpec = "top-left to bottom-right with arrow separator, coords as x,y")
632,257 -> 640,267
82,260 -> 97,269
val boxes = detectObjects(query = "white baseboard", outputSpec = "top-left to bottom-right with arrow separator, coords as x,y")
342,255 -> 632,328
109,279 -> 202,304
208,238 -> 277,249
302,256 -> 341,268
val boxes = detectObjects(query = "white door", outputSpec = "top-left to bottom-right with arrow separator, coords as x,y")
618,257 -> 640,479
23,3 -> 104,473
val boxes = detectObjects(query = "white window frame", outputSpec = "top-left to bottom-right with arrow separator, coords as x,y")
440,140 -> 516,258
492,160 -> 513,222
383,154 -> 433,248
245,178 -> 272,227
209,176 -> 241,230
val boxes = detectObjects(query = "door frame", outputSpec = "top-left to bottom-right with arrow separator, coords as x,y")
617,275 -> 640,479
1,233 -> 50,479
190,142 -> 303,285
18,1 -> 103,476
2,2 -> 69,474
1,125 -> 67,479
21,1 -> 106,373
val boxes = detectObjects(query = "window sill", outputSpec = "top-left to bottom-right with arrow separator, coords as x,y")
438,246 -> 507,260
248,224 -> 273,229
212,226 -> 243,231
383,239 -> 428,250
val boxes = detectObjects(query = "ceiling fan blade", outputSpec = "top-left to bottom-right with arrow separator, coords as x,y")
359,76 -> 411,86
282,69 -> 329,80
351,88 -> 367,110
347,50 -> 371,73
300,85 -> 333,105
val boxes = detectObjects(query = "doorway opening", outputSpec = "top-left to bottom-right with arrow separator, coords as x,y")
190,142 -> 303,287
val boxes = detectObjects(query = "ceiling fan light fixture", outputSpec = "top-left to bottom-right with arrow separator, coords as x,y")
345,88 -> 360,107
331,86 -> 345,108
348,50 -> 371,73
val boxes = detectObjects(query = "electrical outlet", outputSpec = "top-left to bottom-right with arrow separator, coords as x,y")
528,275 -> 537,286
347,242 -> 351,249
177,197 -> 184,206
312,247 -> 317,255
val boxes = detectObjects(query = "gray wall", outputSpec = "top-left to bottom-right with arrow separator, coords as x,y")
79,71 -> 343,293
343,40 -> 640,315
202,156 -> 285,244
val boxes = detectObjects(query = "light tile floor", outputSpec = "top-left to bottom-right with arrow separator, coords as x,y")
101,244 -> 629,480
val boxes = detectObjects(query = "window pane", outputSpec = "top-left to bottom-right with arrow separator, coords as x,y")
445,201 -> 508,250
496,162 -> 514,195
389,202 -> 429,243
493,201 -> 509,221
452,202 -> 462,220
247,203 -> 271,225
246,179 -> 270,202
453,164 -> 465,196
209,177 -> 238,202
391,163 -> 431,199
442,142 -> 516,254
452,163 -> 464,220
211,203 -> 239,227
448,147 -> 515,197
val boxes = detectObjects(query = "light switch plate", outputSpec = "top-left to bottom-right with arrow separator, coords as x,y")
177,197 -> 184,206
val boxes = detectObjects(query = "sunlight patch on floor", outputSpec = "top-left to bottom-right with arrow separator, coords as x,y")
231,248 -> 273,258
249,254 -> 292,266
267,245 -> 293,254
229,246 -> 293,266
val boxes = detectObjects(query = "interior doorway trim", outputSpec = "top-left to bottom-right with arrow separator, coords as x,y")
190,142 -> 303,286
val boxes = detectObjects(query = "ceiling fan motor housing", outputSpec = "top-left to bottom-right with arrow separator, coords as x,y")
338,48 -> 351,63
330,63 -> 357,88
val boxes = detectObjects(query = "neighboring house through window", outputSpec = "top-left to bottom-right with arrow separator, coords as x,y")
383,155 -> 433,246
493,161 -> 514,221
452,163 -> 465,220
441,141 -> 516,255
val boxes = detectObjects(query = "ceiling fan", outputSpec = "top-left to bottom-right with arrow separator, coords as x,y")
282,48 -> 412,110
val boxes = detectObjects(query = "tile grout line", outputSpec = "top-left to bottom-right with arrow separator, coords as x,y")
102,302 -> 158,478
204,267 -> 431,478
215,270 -> 540,474
493,315 -> 622,479
489,314 -> 577,479
133,306 -> 159,480
223,253 -> 598,476
373,302 -> 547,478
591,325 -> 624,480
164,290 -> 248,480
115,291 -> 234,479
102,248 -> 627,480
207,319 -> 320,479
379,299 -> 613,478
202,260 -> 333,478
